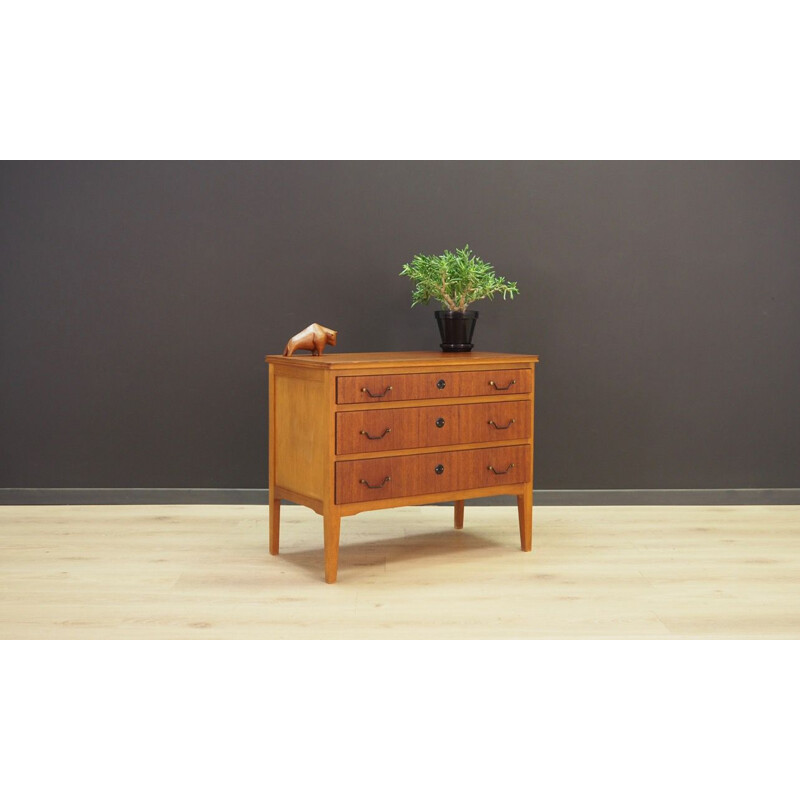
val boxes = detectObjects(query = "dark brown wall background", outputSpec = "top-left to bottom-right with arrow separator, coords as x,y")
1,161 -> 799,490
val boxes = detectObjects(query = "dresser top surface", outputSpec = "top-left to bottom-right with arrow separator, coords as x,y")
265,351 -> 538,370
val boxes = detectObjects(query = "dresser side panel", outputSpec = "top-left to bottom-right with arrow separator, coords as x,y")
530,362 -> 536,483
273,369 -> 329,501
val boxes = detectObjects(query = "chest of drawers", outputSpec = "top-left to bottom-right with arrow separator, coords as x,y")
265,351 -> 539,583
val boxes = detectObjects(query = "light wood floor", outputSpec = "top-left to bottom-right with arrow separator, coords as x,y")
1,504 -> 798,639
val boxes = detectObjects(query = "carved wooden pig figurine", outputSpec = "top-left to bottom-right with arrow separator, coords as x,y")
283,323 -> 338,357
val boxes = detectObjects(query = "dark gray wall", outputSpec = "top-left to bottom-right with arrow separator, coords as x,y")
1,162 -> 799,491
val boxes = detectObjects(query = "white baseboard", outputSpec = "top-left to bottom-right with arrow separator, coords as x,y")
1,488 -> 799,505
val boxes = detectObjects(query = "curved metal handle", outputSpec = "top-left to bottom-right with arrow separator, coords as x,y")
361,385 -> 393,398
489,379 -> 517,391
487,463 -> 515,475
360,427 -> 392,440
359,476 -> 391,489
488,418 -> 516,430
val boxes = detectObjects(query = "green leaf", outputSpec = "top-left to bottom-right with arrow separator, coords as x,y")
398,245 -> 520,311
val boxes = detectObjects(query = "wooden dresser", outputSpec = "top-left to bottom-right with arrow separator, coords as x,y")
265,351 -> 539,583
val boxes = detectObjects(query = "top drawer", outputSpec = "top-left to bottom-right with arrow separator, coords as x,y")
337,368 -> 532,404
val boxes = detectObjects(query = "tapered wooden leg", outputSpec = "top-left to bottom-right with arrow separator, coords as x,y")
269,494 -> 281,555
517,485 -> 532,551
454,500 -> 465,530
324,510 -> 341,584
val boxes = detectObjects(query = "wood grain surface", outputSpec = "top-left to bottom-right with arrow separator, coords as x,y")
265,351 -> 539,370
335,445 -> 531,504
336,400 -> 532,454
336,369 -> 531,404
1,503 -> 798,639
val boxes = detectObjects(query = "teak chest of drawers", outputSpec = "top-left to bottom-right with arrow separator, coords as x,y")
265,351 -> 539,583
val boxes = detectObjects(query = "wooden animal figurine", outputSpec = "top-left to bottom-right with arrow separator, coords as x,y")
283,323 -> 338,357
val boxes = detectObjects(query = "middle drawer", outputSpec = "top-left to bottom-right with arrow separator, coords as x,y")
336,400 -> 531,455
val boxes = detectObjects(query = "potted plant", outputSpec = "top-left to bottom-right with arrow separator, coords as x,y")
400,245 -> 519,351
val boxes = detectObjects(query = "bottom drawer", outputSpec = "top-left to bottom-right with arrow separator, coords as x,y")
335,445 -> 531,505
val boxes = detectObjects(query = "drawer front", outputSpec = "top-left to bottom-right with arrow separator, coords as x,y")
336,400 -> 532,455
335,445 -> 531,504
336,368 -> 531,404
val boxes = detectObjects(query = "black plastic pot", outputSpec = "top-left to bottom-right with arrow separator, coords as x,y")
435,310 -> 479,352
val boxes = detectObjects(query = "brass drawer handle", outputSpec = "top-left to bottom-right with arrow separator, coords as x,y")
488,418 -> 516,430
360,427 -> 392,440
360,476 -> 391,489
487,463 -> 515,475
489,379 -> 516,391
361,385 -> 393,398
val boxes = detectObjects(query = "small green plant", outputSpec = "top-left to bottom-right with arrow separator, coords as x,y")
400,245 -> 519,312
